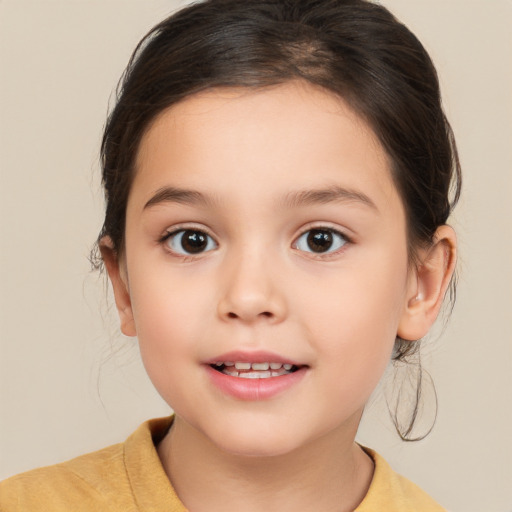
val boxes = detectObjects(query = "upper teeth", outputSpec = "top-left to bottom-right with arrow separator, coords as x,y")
215,361 -> 292,371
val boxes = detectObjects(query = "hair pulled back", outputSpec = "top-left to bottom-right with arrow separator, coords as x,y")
96,0 -> 461,440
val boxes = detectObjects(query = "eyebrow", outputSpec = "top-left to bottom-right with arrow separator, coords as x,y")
282,185 -> 378,211
143,184 -> 378,211
144,187 -> 218,210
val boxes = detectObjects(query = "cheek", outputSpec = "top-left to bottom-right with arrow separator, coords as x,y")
127,267 -> 210,366
127,270 -> 215,411
296,251 -> 408,391
299,249 -> 407,337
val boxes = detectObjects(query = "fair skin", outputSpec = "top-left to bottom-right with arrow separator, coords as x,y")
102,81 -> 456,512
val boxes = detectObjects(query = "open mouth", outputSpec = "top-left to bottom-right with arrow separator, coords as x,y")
210,361 -> 302,379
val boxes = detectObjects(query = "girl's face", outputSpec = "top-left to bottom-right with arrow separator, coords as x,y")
111,82 -> 419,457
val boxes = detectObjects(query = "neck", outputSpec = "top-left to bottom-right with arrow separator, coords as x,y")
157,415 -> 374,512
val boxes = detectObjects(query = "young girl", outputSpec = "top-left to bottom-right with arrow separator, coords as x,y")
0,0 -> 460,510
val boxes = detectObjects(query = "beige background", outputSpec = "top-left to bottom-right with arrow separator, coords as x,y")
1,1 -> 511,511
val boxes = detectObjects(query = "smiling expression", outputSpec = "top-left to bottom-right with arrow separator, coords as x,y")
111,81 -> 418,456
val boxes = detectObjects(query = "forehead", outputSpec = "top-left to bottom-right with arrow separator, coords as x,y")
131,81 -> 401,215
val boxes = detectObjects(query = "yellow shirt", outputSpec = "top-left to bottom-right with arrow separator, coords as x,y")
0,417 -> 445,511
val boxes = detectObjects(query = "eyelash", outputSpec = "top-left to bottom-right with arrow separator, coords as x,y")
293,226 -> 350,258
159,225 -> 351,259
159,226 -> 218,260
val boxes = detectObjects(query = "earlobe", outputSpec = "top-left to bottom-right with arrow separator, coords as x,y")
99,237 -> 137,337
398,226 -> 457,341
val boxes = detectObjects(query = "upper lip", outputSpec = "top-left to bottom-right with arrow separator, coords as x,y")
204,350 -> 304,366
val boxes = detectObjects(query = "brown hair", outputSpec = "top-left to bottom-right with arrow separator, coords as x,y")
95,0 -> 461,440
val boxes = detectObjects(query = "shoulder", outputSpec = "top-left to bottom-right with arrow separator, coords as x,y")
0,442 -> 133,512
356,447 -> 447,512
0,417 -> 179,512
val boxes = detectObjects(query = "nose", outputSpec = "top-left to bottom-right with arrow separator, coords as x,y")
216,249 -> 287,324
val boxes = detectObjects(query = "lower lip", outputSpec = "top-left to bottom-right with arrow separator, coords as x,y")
205,365 -> 307,401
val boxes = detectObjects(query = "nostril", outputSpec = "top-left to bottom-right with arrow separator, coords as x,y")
226,310 -> 273,319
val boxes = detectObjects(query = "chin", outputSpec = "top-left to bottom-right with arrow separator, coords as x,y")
205,418 -> 310,459
218,435 -> 298,458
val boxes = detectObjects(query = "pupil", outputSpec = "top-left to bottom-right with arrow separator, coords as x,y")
182,230 -> 207,253
307,230 -> 333,253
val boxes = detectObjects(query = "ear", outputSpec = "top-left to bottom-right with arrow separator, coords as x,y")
397,225 -> 457,341
99,236 -> 137,337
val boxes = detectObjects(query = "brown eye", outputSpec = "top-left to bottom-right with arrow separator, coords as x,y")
295,228 -> 347,254
165,229 -> 217,255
